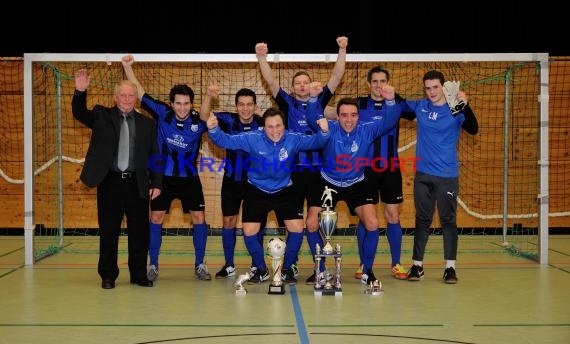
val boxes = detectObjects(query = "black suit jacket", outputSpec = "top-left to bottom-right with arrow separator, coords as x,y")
72,91 -> 162,198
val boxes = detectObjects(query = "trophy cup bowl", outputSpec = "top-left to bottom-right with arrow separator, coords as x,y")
266,237 -> 286,295
319,208 -> 337,254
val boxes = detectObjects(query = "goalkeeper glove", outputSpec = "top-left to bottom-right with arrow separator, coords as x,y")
451,100 -> 466,116
442,80 -> 465,116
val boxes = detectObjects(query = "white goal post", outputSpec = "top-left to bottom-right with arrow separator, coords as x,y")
23,52 -> 549,265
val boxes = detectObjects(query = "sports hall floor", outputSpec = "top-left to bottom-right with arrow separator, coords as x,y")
0,234 -> 569,344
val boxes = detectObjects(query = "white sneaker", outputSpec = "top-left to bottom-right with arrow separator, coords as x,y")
147,265 -> 159,281
195,263 -> 212,281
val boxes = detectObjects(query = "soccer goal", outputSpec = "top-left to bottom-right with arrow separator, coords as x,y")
22,53 -> 550,265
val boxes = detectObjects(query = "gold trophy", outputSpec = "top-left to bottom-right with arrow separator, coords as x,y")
314,186 -> 342,296
266,237 -> 286,295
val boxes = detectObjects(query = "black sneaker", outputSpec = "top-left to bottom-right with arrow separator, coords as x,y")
443,267 -> 458,284
215,265 -> 236,279
281,269 -> 297,285
249,269 -> 269,283
361,270 -> 378,285
305,272 -> 316,285
407,265 -> 424,281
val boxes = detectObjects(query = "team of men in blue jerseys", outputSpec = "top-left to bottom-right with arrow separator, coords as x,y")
74,37 -> 478,289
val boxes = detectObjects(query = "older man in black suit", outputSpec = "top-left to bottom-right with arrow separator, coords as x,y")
72,69 -> 162,289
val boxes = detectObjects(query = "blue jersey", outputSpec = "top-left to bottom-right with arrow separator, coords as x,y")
215,112 -> 263,181
274,86 -> 333,166
357,96 -> 401,170
208,127 -> 330,193
405,99 -> 466,178
306,99 -> 400,187
357,95 -> 415,170
141,94 -> 207,178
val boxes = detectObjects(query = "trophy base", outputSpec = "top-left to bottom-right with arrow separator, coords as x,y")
235,288 -> 247,296
268,284 -> 285,295
364,281 -> 384,296
314,287 -> 342,296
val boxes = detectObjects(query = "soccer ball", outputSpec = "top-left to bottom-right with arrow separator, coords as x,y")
266,237 -> 286,259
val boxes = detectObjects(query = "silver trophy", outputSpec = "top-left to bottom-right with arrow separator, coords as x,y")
266,237 -> 286,295
364,280 -> 384,296
319,186 -> 338,254
234,272 -> 252,295
314,186 -> 342,296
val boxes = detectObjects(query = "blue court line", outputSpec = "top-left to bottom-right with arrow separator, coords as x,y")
289,285 -> 309,344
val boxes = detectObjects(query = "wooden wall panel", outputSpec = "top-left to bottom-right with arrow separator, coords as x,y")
0,59 -> 568,231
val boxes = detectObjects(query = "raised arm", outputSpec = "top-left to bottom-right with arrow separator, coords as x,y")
200,84 -> 220,122
72,69 -> 94,127
306,82 -> 326,132
461,104 -> 478,135
255,42 -> 280,97
206,112 -> 219,130
370,85 -> 402,137
453,90 -> 478,135
325,36 -> 348,93
74,68 -> 89,92
121,55 -> 146,100
208,115 -> 254,152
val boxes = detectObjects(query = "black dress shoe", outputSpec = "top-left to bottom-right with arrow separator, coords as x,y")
101,279 -> 115,289
130,278 -> 153,287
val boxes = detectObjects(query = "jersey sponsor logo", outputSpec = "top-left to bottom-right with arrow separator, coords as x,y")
166,134 -> 188,149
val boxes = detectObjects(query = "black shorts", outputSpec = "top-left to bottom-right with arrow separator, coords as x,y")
365,167 -> 404,204
242,183 -> 304,223
324,178 -> 379,215
151,176 -> 205,213
221,176 -> 246,216
291,168 -> 324,207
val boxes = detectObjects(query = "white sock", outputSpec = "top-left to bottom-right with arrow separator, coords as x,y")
446,260 -> 456,269
413,260 -> 423,267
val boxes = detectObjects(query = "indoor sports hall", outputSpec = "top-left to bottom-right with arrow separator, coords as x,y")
0,53 -> 568,343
